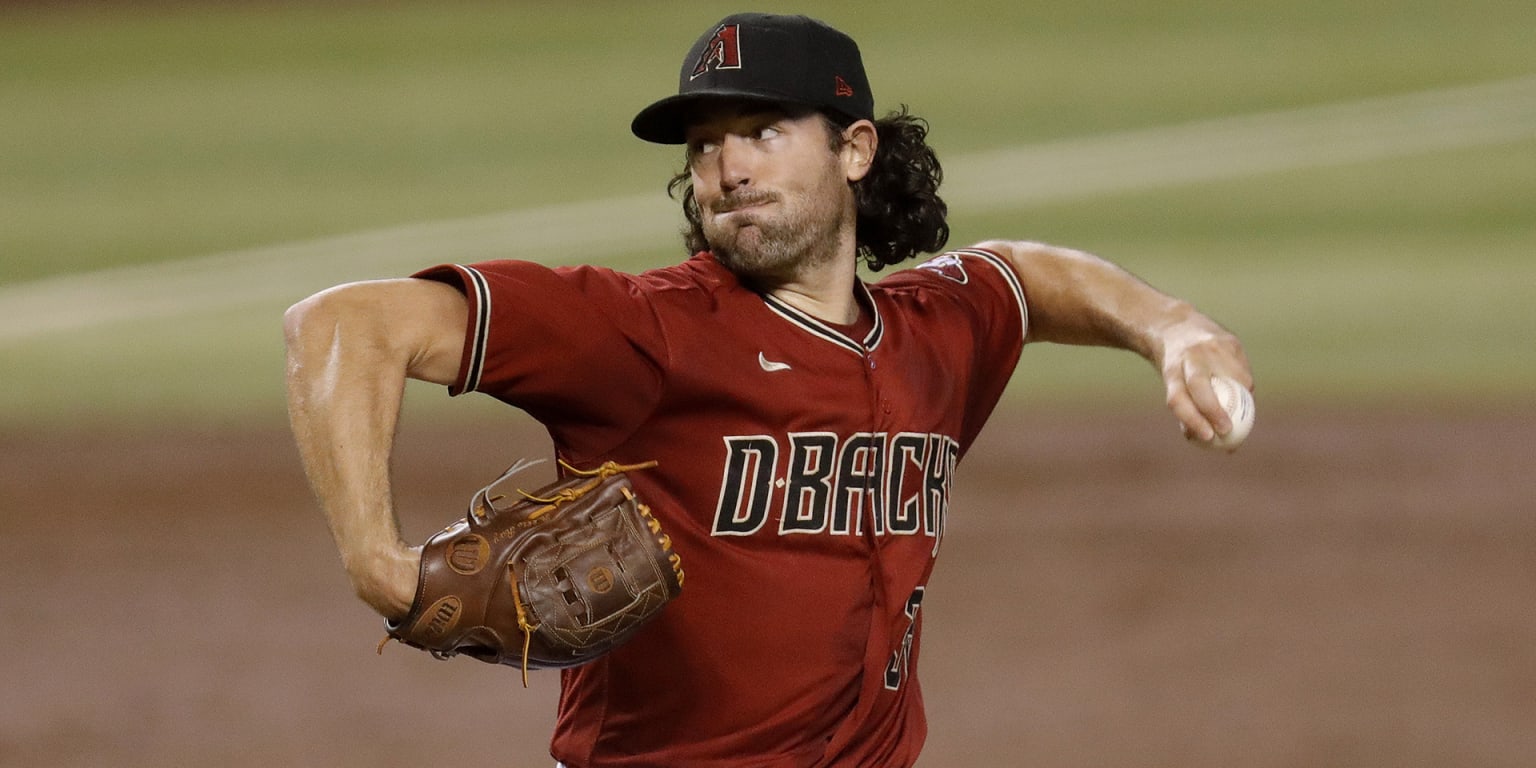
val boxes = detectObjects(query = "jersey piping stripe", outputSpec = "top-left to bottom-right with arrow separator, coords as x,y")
859,281 -> 886,350
760,282 -> 883,356
946,248 -> 1029,339
460,264 -> 491,393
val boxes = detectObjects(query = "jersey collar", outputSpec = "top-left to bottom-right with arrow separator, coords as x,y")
760,280 -> 883,356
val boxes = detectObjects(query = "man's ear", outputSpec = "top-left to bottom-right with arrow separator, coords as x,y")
840,120 -> 877,182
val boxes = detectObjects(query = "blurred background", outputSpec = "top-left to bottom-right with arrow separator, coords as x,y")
3,0 -> 1532,420
1,1 -> 1532,766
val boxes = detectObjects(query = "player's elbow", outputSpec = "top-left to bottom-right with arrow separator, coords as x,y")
283,287 -> 341,356
283,283 -> 380,363
283,279 -> 467,386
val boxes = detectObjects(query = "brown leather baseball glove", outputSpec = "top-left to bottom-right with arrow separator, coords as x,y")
380,459 -> 683,685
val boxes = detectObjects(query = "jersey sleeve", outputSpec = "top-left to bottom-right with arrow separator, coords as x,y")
412,260 -> 667,454
938,246 -> 1027,336
883,246 -> 1029,452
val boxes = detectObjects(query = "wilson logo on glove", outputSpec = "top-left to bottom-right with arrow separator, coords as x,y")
379,459 -> 684,686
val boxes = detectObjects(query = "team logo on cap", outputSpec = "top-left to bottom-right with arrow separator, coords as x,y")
691,23 -> 742,80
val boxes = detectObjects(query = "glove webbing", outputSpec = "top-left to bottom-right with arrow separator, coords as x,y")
506,460 -> 662,687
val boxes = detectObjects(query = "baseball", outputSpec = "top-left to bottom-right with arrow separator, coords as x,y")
1206,375 -> 1255,449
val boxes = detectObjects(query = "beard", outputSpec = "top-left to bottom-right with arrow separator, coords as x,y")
701,177 -> 851,284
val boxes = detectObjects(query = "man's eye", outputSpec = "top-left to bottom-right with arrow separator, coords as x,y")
755,126 -> 781,140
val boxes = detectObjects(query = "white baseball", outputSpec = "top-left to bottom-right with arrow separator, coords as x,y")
1206,375 -> 1255,449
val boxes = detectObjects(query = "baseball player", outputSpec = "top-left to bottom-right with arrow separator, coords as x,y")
284,12 -> 1253,768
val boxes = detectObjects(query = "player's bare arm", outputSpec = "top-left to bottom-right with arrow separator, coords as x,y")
283,278 -> 467,617
981,239 -> 1253,444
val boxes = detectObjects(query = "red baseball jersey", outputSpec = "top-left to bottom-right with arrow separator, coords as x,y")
415,246 -> 1027,767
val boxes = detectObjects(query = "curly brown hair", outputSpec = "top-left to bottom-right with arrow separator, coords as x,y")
666,106 -> 949,271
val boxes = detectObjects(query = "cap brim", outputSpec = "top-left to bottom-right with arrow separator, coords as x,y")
630,89 -> 811,145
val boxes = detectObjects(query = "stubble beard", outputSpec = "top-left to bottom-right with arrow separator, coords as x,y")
702,177 -> 852,285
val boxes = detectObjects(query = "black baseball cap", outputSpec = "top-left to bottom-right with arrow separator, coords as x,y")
631,13 -> 874,145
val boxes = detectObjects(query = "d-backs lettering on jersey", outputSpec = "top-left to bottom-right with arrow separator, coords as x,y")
712,430 -> 958,548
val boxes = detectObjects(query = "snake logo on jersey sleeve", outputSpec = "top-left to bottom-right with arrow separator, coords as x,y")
915,253 -> 969,284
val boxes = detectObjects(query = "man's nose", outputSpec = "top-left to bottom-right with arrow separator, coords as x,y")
717,135 -> 753,190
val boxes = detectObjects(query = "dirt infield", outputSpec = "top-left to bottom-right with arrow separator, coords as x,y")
3,404 -> 1532,767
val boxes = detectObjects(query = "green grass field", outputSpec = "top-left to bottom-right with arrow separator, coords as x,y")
2,0 -> 1533,426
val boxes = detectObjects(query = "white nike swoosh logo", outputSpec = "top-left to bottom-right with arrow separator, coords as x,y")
758,352 -> 793,372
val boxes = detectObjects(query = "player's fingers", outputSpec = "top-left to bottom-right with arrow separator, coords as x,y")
1203,335 -> 1255,392
1165,364 -> 1218,442
1160,319 -> 1252,445
1185,363 -> 1234,437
